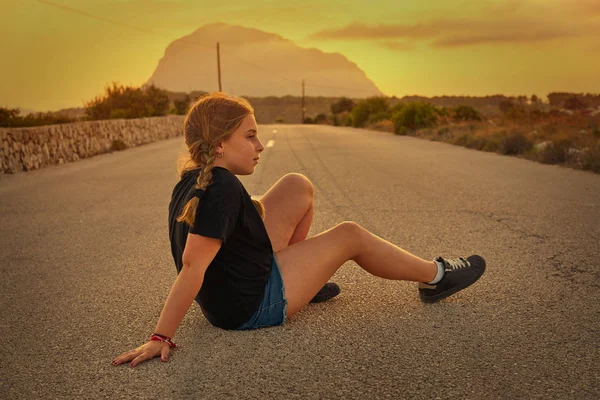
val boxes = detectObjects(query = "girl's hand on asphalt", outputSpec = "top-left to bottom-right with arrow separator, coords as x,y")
111,340 -> 171,368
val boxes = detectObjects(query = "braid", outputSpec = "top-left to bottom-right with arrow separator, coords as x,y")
176,144 -> 217,227
176,92 -> 258,226
198,147 -> 217,190
252,199 -> 265,219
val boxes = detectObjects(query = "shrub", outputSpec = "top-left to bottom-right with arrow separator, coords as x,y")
315,113 -> 328,124
498,99 -> 528,119
367,111 -> 391,125
395,126 -> 409,136
482,133 -> 504,152
303,117 -> 314,124
173,95 -> 191,115
391,102 -> 437,134
85,82 -> 171,120
453,106 -> 482,121
501,131 -> 534,155
498,99 -> 515,114
331,97 -> 355,114
0,107 -> 76,127
564,96 -> 587,111
350,96 -> 389,128
274,117 -> 284,123
582,142 -> 600,173
0,107 -> 20,127
536,138 -> 573,164
435,107 -> 450,117
370,119 -> 394,132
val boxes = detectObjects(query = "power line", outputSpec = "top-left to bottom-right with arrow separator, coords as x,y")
36,0 -> 197,44
35,0 -> 380,96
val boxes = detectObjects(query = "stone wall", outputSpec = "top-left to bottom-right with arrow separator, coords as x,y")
0,115 -> 185,174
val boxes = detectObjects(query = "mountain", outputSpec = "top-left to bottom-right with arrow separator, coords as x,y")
146,23 -> 383,98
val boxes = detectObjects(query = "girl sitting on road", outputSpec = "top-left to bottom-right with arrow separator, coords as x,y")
111,92 -> 486,368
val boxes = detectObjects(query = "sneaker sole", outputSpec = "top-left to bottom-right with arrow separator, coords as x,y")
420,263 -> 486,303
310,283 -> 341,303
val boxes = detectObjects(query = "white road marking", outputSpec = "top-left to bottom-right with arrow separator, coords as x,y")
266,140 -> 275,148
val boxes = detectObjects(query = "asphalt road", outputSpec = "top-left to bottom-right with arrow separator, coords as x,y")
1,124 -> 599,399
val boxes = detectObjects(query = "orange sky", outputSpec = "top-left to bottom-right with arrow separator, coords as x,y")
1,0 -> 599,112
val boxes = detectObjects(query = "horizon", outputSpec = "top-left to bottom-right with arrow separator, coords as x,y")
4,91 -> 586,115
2,0 -> 599,112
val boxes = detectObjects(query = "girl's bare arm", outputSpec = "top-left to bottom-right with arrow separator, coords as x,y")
154,233 -> 222,337
112,234 -> 221,367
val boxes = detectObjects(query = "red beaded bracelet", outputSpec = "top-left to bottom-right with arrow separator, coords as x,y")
150,333 -> 177,348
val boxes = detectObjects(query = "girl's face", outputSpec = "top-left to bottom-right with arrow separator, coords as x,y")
214,114 -> 264,175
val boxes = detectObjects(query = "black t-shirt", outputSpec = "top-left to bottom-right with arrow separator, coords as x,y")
168,166 -> 274,329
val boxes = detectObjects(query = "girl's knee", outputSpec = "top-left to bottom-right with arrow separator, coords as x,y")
337,221 -> 362,233
282,173 -> 314,198
334,221 -> 364,256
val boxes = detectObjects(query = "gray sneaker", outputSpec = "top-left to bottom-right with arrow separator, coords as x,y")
310,282 -> 341,303
418,255 -> 486,303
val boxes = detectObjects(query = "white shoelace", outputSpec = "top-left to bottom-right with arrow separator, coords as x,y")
445,257 -> 470,271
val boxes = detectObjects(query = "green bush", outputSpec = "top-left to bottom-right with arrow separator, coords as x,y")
395,126 -> 409,136
350,97 -> 389,128
303,117 -> 314,124
498,99 -> 515,114
501,131 -> 534,155
582,142 -> 600,173
85,82 -> 171,120
536,138 -> 573,164
331,97 -> 355,114
274,117 -> 284,123
173,95 -> 191,115
453,106 -> 482,121
435,107 -> 449,117
564,96 -> 587,111
482,133 -> 504,152
0,107 -> 76,127
315,113 -> 328,124
391,102 -> 437,134
367,111 -> 391,125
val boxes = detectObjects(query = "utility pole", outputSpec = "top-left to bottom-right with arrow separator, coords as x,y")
217,42 -> 222,91
301,79 -> 305,123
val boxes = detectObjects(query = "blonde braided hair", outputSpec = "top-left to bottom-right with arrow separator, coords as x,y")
176,92 -> 265,227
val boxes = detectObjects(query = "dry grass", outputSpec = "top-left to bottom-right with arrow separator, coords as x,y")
367,119 -> 395,133
372,113 -> 600,174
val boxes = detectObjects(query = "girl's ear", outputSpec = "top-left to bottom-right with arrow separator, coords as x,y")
215,141 -> 225,156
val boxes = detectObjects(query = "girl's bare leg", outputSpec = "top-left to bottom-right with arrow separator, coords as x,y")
276,222 -> 438,317
260,173 -> 314,252
259,173 -> 437,317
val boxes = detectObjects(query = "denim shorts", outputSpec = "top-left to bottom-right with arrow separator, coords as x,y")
234,254 -> 288,330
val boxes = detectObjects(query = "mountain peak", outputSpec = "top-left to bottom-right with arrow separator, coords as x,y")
147,23 -> 383,97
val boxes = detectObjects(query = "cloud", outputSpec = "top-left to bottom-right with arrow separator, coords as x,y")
577,0 -> 600,15
308,15 -> 599,48
431,31 -> 575,48
309,22 -> 437,41
378,40 -> 414,52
